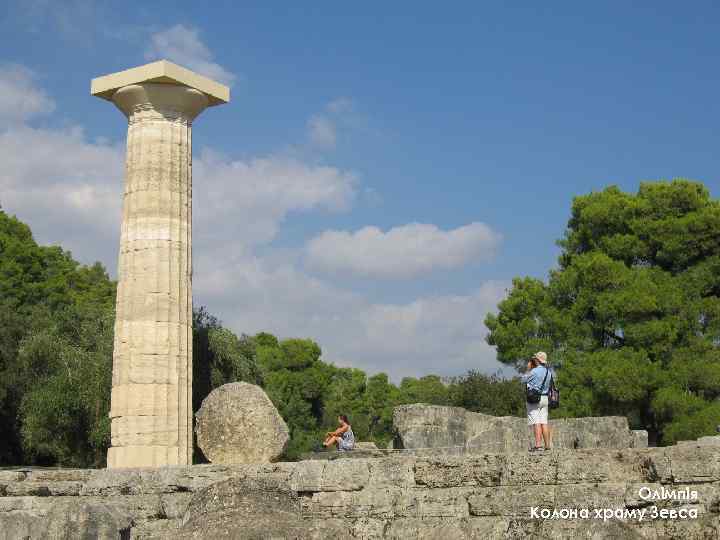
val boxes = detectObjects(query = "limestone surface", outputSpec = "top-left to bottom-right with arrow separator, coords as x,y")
0,446 -> 717,539
177,476 -> 311,538
195,382 -> 290,464
393,404 -> 642,452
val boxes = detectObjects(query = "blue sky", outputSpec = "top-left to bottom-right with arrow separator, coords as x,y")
1,2 -> 719,379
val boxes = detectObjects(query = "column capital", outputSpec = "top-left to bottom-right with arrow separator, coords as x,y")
91,60 -> 230,120
111,83 -> 209,122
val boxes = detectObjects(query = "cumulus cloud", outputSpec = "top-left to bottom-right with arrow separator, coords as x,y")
0,65 -> 55,125
0,64 -> 123,263
350,281 -> 510,378
193,150 -> 356,254
305,222 -> 501,279
194,253 -> 510,380
144,24 -> 236,86
0,124 -> 125,264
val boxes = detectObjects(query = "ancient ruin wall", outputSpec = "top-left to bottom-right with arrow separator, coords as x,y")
0,445 -> 717,539
393,404 -> 648,452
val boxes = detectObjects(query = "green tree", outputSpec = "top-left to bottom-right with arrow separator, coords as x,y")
448,371 -> 525,417
255,334 -> 335,458
0,208 -> 117,466
486,180 -> 720,444
398,375 -> 451,405
363,373 -> 401,445
18,304 -> 114,467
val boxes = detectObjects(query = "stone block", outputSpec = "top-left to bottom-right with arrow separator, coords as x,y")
554,449 -> 645,484
503,451 -> 558,485
368,457 -> 415,488
290,460 -> 325,492
414,455 -> 505,488
0,471 -> 27,483
394,404 -> 639,454
107,445 -> 182,469
321,459 -> 370,491
5,480 -> 83,497
468,485 -> 554,517
664,446 -> 720,484
25,469 -> 93,483
160,493 -> 193,519
195,382 -> 289,465
632,429 -> 649,448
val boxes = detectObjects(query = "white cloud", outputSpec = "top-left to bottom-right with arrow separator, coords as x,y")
194,253 -> 509,380
194,251 -> 509,381
0,65 -> 55,125
193,150 -> 356,254
0,124 -> 125,265
307,115 -> 336,149
350,281 -> 510,378
144,24 -> 236,86
305,98 -> 355,150
305,222 -> 501,279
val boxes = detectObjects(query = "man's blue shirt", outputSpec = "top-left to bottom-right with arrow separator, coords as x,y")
521,366 -> 553,394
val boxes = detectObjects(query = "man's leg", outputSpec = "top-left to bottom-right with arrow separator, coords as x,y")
541,423 -> 552,449
533,424 -> 543,448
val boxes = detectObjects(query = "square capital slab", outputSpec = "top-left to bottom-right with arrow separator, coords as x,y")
91,60 -> 230,107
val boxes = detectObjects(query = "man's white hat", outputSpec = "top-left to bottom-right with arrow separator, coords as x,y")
532,351 -> 547,364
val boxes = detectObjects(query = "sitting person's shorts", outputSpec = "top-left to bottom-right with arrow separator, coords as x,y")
338,439 -> 354,451
526,395 -> 549,425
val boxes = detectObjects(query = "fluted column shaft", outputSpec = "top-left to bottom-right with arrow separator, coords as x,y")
107,83 -> 208,468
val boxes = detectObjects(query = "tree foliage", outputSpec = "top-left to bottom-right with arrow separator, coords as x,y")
485,180 -> 720,444
0,209 -> 117,466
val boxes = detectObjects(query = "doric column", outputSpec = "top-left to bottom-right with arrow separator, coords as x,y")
91,61 -> 229,468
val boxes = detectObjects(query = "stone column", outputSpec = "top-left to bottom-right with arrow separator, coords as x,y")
91,61 -> 229,468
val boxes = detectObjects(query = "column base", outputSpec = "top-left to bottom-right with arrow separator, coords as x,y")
107,445 -> 187,468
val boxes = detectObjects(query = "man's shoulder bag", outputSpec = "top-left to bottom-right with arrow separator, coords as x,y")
526,367 -> 549,404
548,373 -> 560,409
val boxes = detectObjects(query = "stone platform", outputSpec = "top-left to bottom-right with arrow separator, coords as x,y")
0,444 -> 718,539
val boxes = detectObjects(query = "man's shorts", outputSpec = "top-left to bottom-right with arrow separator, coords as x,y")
526,395 -> 549,425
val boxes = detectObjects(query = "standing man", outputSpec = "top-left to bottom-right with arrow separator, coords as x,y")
522,351 -> 553,452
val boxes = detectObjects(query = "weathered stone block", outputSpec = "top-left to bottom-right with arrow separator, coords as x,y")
414,455 -> 506,489
632,429 -> 649,448
321,459 -> 370,491
394,404 -> 639,454
5,481 -> 83,497
468,485 -> 554,517
502,452 -> 557,485
0,471 -> 27,484
554,449 -> 645,484
368,457 -> 415,488
195,382 -> 289,465
664,446 -> 720,484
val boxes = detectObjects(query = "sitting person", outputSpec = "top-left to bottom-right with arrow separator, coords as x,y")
323,414 -> 355,451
